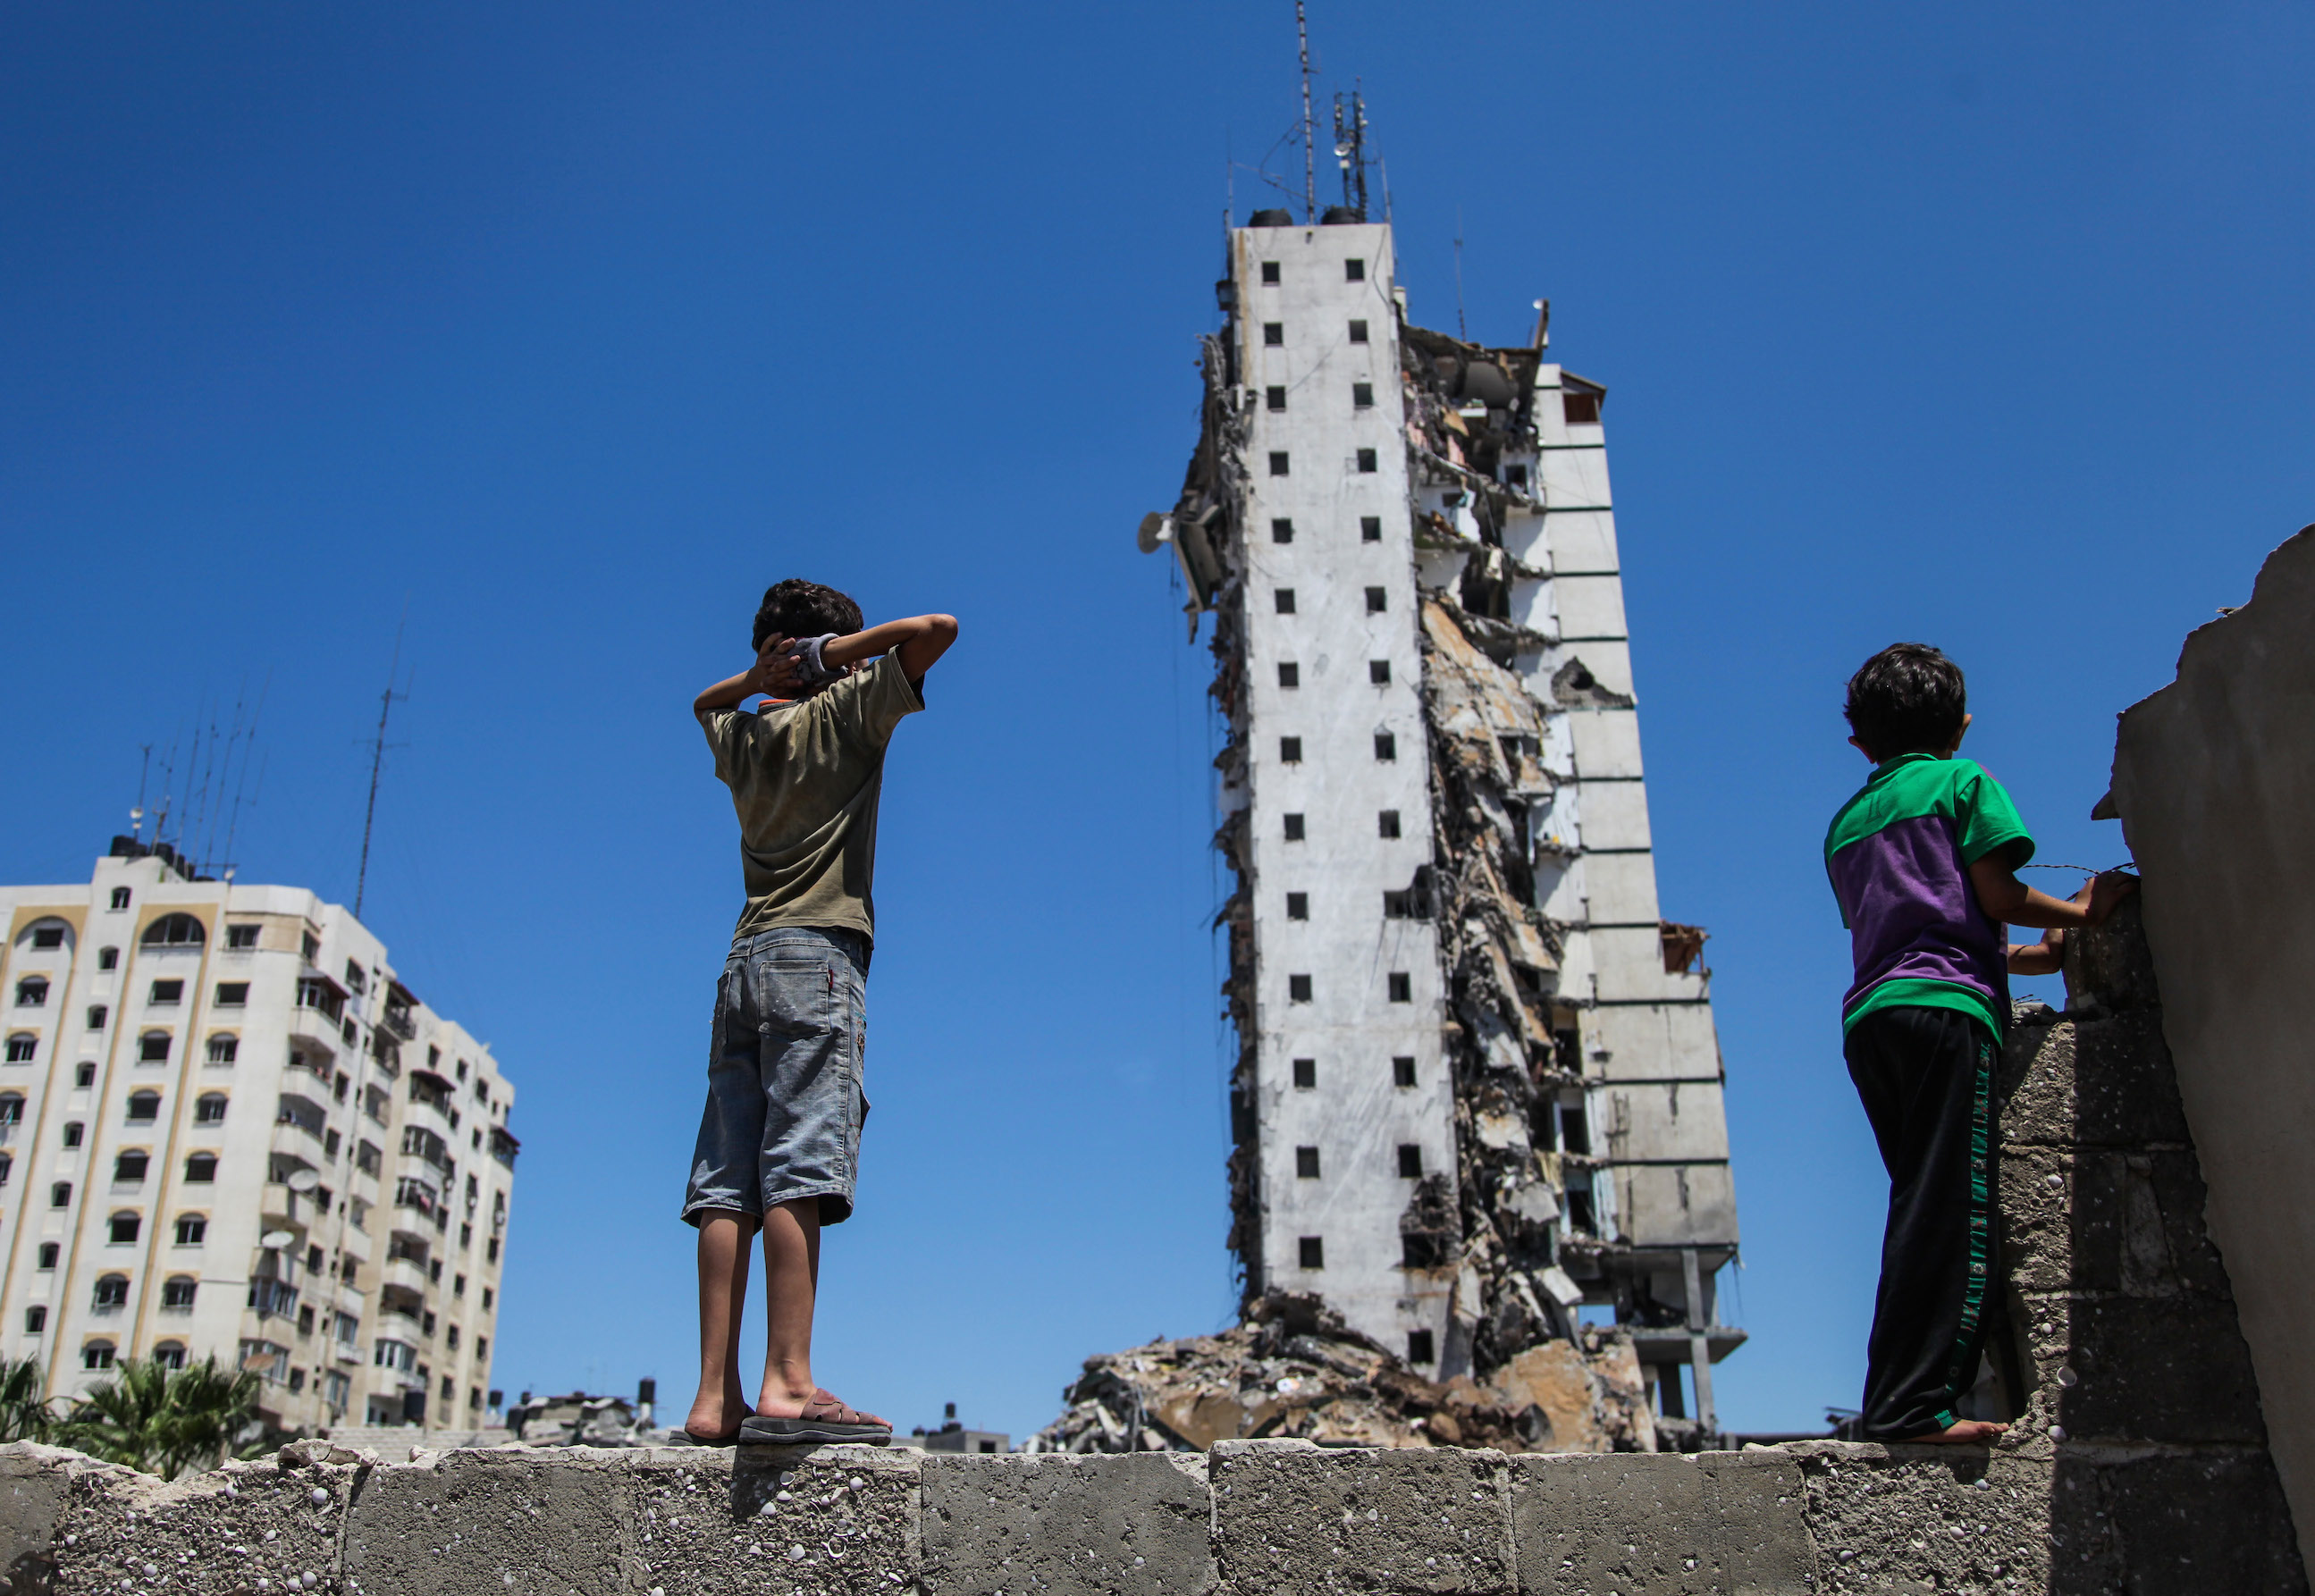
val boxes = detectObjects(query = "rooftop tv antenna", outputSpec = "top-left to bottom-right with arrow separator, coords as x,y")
353,611 -> 411,921
1453,208 -> 1469,340
1295,1 -> 1316,222
1332,86 -> 1368,219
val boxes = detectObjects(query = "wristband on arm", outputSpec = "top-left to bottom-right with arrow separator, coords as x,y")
785,634 -> 848,690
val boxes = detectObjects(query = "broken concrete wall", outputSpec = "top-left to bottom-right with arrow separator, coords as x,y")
1977,898 -> 2306,1591
2107,525 -> 2315,1562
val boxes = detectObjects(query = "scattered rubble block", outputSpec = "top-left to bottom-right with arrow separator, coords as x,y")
1025,1293 -> 1653,1455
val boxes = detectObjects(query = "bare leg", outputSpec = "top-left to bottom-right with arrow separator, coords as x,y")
685,1213 -> 756,1440
753,1198 -> 888,1425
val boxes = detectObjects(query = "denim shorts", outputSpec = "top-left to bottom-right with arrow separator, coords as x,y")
682,926 -> 870,1227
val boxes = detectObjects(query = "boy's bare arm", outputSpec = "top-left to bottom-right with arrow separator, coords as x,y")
1971,860 -> 2137,932
693,634 -> 803,715
821,614 -> 959,686
2008,926 -> 2064,976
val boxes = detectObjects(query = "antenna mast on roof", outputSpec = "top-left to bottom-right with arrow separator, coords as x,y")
354,612 -> 410,921
1453,208 -> 1469,340
1332,85 -> 1368,218
1295,1 -> 1316,222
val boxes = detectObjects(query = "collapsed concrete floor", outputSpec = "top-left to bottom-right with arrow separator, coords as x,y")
1025,1292 -> 1654,1456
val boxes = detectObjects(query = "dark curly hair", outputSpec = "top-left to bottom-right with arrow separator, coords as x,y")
752,579 -> 863,651
1845,643 -> 1966,761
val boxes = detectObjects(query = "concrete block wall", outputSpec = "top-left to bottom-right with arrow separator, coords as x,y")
7,1430 -> 2304,1594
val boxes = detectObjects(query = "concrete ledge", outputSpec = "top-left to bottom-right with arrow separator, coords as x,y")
0,1435 -> 2234,1596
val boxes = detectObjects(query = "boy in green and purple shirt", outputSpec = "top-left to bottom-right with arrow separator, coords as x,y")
1826,643 -> 2134,1443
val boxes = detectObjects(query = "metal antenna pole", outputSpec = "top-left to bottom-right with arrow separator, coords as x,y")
1296,0 -> 1316,222
1454,208 -> 1469,340
354,617 -> 409,921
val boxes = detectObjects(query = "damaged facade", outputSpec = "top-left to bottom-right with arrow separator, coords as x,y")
1137,208 -> 1744,1440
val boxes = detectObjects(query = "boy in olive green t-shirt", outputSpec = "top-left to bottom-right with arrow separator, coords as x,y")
679,578 -> 956,1447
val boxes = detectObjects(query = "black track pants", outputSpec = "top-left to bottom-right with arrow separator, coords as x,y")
1844,1004 -> 1997,1441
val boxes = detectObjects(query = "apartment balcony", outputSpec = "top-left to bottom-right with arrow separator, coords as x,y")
400,1095 -> 454,1144
382,1256 -> 430,1297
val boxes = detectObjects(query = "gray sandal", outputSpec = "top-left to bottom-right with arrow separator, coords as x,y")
739,1390 -> 892,1446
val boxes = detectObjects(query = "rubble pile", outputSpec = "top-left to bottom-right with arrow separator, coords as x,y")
1416,592 -> 1595,1375
1026,1293 -> 1654,1454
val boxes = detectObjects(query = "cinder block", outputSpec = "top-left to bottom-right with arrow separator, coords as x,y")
343,1447 -> 630,1596
1787,1442 -> 2050,1595
2000,1013 -> 2192,1150
1697,1453 -> 1817,1594
624,1443 -> 916,1596
2015,1293 -> 2268,1446
920,1451 -> 1210,1596
0,1445 -> 77,1596
55,1443 -> 362,1596
1211,1440 -> 1513,1594
2086,1449 -> 2308,1592
1509,1453 -> 1713,1595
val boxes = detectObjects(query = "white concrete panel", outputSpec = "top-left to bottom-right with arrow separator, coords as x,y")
1540,449 -> 1612,509
1584,1003 -> 1722,1082
1575,781 -> 1653,852
1553,578 -> 1629,645
1570,710 -> 1646,779
1537,641 -> 1634,701
1546,510 -> 1620,575
1587,927 -> 1704,1003
1582,853 -> 1663,924
1613,1163 -> 1739,1248
1600,1081 -> 1732,1163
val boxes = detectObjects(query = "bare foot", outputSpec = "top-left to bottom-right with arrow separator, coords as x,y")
684,1377 -> 751,1442
1902,1419 -> 2008,1445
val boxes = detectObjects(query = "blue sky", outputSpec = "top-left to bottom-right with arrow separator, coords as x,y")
4,2 -> 2311,1439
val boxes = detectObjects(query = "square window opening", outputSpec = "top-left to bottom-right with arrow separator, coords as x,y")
1283,813 -> 1306,841
1393,1055 -> 1417,1088
1280,737 -> 1303,764
1286,892 -> 1308,920
1407,1329 -> 1435,1365
1366,586 -> 1387,613
1262,322 -> 1284,346
1295,1146 -> 1320,1179
1275,588 -> 1296,615
1360,516 -> 1382,542
1278,662 -> 1300,688
1268,452 -> 1290,476
1298,1236 -> 1325,1269
1379,810 -> 1401,838
1356,448 -> 1377,474
1387,973 -> 1411,1003
1292,1057 -> 1317,1089
1369,659 -> 1391,685
1344,258 -> 1364,281
1352,381 -> 1374,408
1266,385 -> 1286,412
1260,260 -> 1281,284
1397,1144 -> 1423,1178
1271,517 -> 1293,544
1348,320 -> 1368,344
1374,733 -> 1397,761
1288,974 -> 1312,1003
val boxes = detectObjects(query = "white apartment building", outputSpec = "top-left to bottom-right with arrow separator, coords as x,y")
1144,205 -> 1744,1432
0,840 -> 518,1434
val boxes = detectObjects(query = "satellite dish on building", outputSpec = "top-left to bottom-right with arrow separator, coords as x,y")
260,1230 -> 295,1249
287,1169 -> 320,1193
1137,513 -> 1174,555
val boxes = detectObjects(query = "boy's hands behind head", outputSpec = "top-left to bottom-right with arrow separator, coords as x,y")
744,634 -> 804,701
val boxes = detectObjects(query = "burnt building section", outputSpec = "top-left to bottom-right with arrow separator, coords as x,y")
1136,208 -> 1745,1441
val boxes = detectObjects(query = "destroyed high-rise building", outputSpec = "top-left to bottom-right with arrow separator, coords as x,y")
1136,204 -> 1746,1436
